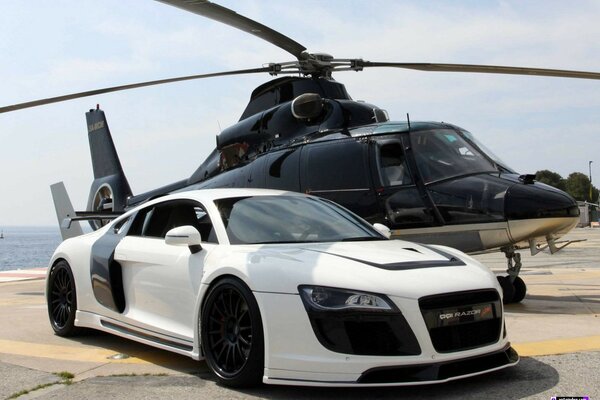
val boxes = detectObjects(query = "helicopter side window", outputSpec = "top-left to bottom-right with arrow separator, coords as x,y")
301,140 -> 376,214
304,141 -> 370,191
378,143 -> 413,186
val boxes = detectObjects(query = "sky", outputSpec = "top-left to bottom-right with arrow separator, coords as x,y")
1,0 -> 599,226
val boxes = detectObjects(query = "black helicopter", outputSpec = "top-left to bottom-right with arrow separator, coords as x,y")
2,0 -> 596,303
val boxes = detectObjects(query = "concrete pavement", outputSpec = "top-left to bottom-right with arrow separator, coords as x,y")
1,228 -> 599,399
2,352 -> 597,400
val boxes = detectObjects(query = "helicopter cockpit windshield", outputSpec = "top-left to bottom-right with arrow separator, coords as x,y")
460,130 -> 514,173
411,129 -> 500,183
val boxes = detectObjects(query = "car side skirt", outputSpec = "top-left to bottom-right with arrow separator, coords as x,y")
75,311 -> 202,360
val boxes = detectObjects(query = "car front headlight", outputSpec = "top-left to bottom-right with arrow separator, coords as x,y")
298,285 -> 397,312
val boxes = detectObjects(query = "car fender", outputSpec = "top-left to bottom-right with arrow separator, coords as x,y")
193,265 -> 260,359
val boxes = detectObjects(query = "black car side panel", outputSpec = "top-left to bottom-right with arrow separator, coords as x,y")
90,229 -> 126,313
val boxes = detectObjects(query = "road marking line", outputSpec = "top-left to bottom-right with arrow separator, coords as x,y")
513,335 -> 600,356
0,339 -> 149,364
2,335 -> 600,364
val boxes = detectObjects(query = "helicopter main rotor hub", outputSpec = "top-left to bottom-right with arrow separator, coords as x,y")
266,52 -> 365,78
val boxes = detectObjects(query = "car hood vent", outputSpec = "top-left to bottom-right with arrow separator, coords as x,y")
302,242 -> 465,271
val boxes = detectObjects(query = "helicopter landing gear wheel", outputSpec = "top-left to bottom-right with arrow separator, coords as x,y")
500,246 -> 526,304
497,276 -> 515,304
512,276 -> 527,303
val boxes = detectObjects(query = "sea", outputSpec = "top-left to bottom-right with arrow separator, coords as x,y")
0,226 -> 62,271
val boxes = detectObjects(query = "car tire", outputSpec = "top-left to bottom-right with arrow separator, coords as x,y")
47,260 -> 81,336
201,277 -> 264,387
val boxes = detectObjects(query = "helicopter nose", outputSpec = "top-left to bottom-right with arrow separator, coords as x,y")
504,181 -> 580,243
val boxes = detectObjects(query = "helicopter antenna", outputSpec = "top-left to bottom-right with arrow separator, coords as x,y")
406,113 -> 411,131
217,120 -> 222,133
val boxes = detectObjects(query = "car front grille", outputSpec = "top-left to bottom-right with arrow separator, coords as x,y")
419,289 -> 502,353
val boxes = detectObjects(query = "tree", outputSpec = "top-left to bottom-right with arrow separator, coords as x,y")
535,170 -> 566,191
565,172 -> 599,202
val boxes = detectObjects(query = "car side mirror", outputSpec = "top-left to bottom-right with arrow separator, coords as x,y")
165,225 -> 203,254
372,223 -> 391,239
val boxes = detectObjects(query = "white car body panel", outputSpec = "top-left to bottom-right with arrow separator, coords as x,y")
115,236 -> 212,340
47,188 -> 517,386
202,241 -> 498,298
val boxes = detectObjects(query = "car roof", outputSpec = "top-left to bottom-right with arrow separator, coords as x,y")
139,188 -> 303,209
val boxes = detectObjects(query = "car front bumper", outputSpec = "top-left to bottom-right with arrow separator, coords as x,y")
255,290 -> 518,386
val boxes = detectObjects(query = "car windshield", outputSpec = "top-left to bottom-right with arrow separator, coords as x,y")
215,195 -> 383,244
410,129 -> 499,183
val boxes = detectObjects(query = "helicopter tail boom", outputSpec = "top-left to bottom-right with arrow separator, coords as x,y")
85,107 -> 132,222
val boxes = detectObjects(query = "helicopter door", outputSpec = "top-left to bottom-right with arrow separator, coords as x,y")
300,140 -> 379,221
374,139 -> 437,229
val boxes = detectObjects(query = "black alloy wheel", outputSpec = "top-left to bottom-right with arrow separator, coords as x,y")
201,278 -> 264,387
47,260 -> 80,336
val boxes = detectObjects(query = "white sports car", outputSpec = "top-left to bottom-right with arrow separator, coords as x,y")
47,188 -> 518,387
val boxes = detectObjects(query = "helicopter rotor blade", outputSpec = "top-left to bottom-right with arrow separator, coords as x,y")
0,67 -> 272,114
359,62 -> 600,80
155,0 -> 307,60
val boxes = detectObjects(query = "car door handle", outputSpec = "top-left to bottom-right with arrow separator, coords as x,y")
114,252 -> 128,261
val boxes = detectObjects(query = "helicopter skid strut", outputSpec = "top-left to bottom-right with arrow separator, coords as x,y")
497,246 -> 526,304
